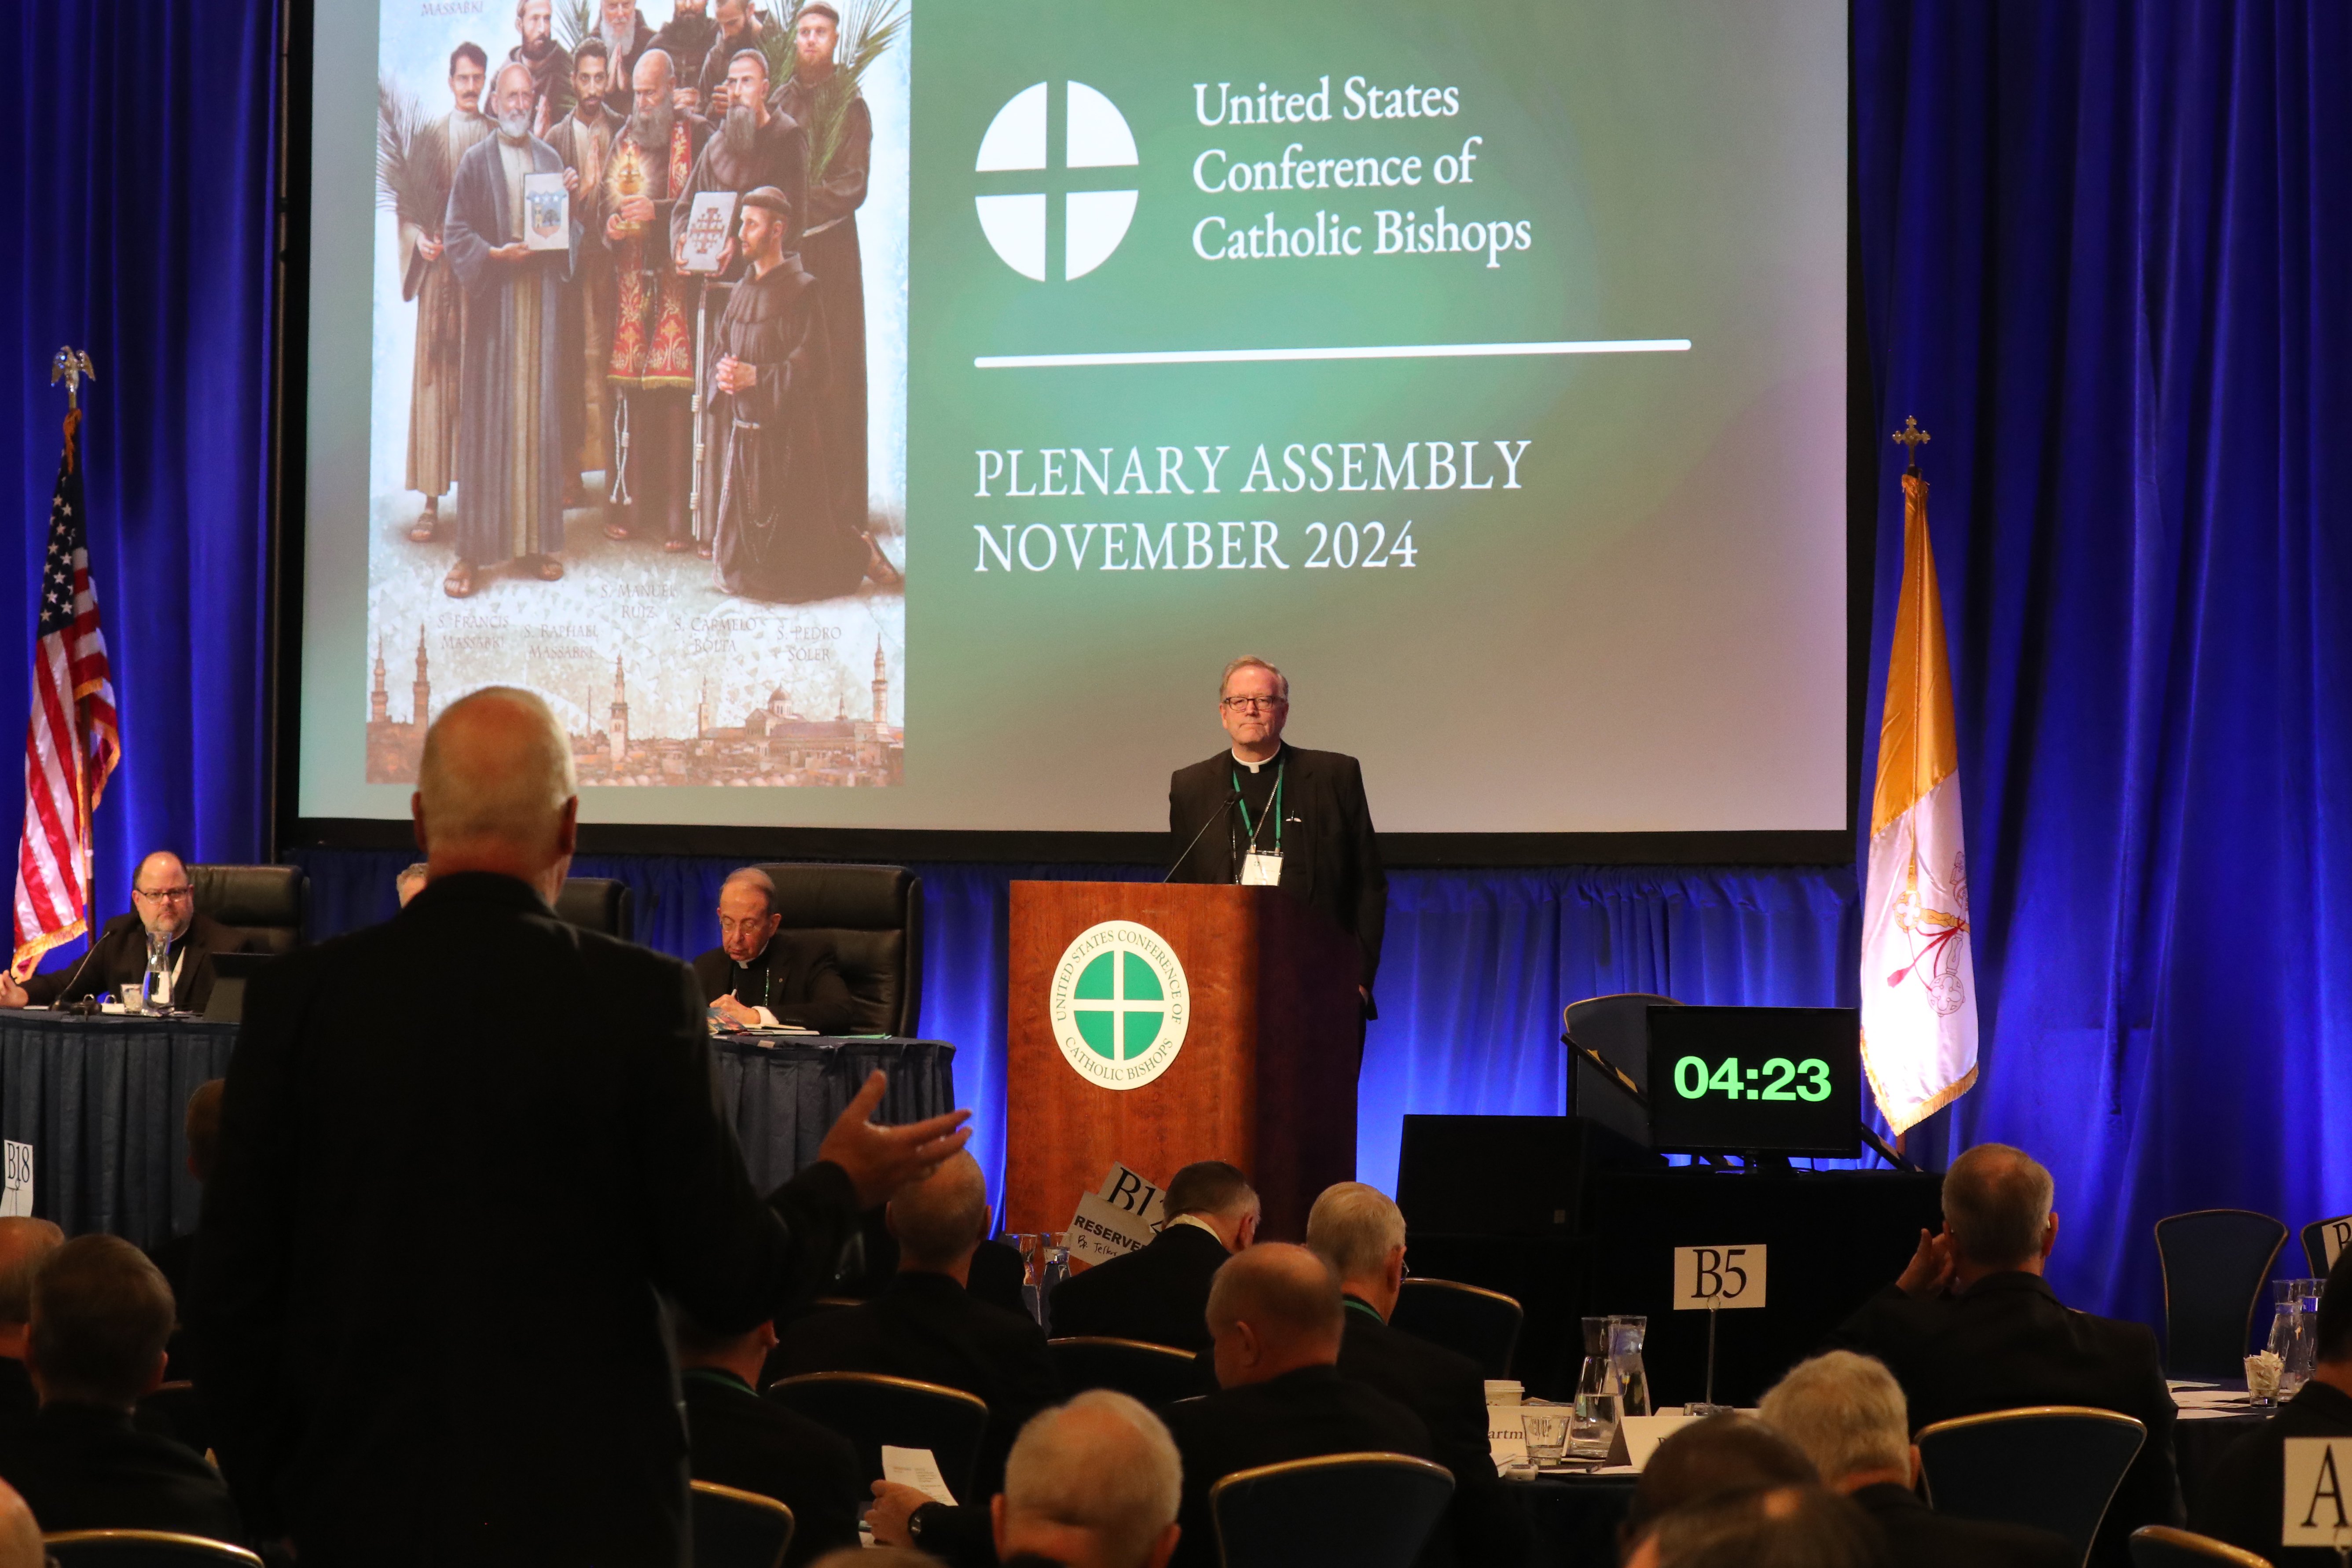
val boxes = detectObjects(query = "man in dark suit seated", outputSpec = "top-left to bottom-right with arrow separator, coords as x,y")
0,850 -> 257,1013
1760,1349 -> 2073,1568
1619,1412 -> 1820,1554
989,1392 -> 1183,1568
0,1235 -> 240,1541
695,866 -> 857,1033
0,1222 -> 62,1429
1158,1243 -> 1437,1568
1049,1161 -> 1259,1349
1306,1182 -> 1530,1567
674,1304 -> 863,1566
2191,1249 -> 2352,1565
779,1149 -> 1061,1544
1828,1143 -> 2181,1568
190,687 -> 972,1566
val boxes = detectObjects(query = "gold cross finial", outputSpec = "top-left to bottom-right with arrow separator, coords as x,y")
1892,415 -> 1930,472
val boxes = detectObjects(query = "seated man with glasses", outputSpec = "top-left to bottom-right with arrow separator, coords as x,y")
0,851 -> 255,1013
1167,655 -> 1387,1017
693,866 -> 857,1033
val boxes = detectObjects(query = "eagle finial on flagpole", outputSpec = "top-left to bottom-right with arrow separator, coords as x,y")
50,347 -> 96,413
1892,415 -> 1930,476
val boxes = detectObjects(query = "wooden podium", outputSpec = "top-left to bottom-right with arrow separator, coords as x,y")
1004,881 -> 1361,1239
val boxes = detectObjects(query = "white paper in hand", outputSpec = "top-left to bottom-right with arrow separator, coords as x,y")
881,1445 -> 958,1507
0,1142 -> 30,1219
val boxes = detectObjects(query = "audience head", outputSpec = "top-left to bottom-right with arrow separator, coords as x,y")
414,686 -> 579,903
1163,1160 -> 1259,1253
1305,1182 -> 1408,1319
0,1219 -> 64,1358
1627,1483 -> 1882,1568
396,861 -> 430,906
1941,1143 -> 2057,1274
185,1079 -> 225,1184
0,1480 -> 37,1568
27,1234 -> 174,1412
887,1150 -> 991,1276
1623,1413 -> 1817,1546
2318,1246 -> 2352,1370
991,1391 -> 1183,1568
1757,1351 -> 1913,1491
670,1301 -> 778,1388
1204,1242 -> 1343,1389
716,867 -> 782,964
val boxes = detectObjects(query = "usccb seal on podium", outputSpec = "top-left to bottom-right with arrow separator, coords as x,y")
1048,920 -> 1190,1091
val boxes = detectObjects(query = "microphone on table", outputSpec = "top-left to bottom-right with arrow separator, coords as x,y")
1163,790 -> 1244,884
38,939 -> 105,1015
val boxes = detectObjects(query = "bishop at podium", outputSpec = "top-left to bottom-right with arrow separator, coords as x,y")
1167,656 -> 1386,1015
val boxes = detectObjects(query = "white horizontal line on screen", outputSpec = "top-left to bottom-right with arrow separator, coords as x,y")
971,338 -> 1694,370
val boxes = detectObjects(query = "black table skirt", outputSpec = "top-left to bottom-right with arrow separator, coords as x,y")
0,1010 -> 954,1247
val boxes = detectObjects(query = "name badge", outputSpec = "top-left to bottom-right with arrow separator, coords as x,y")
1240,851 -> 1283,886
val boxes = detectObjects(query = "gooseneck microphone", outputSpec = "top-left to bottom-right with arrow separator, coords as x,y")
1163,790 -> 1244,884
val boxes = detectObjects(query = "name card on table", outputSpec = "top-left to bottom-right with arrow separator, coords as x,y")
0,1142 -> 29,1218
1486,1404 -> 1527,1470
1606,1414 -> 1699,1470
2284,1439 -> 2352,1550
1065,1161 -> 1168,1267
1672,1245 -> 1766,1310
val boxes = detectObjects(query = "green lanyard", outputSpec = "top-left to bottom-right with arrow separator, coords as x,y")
1232,761 -> 1285,853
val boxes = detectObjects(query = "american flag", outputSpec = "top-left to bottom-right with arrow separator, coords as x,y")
10,411 -> 120,977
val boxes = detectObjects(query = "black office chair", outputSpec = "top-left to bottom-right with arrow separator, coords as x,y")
554,877 -> 633,940
754,863 -> 921,1035
2153,1209 -> 2287,1380
1390,1278 -> 1524,1379
767,1372 -> 988,1499
1048,1337 -> 1211,1406
1563,991 -> 1678,1146
690,1480 -> 794,1568
189,864 -> 309,954
1917,1406 -> 2146,1568
1210,1453 -> 1454,1568
2128,1525 -> 2275,1568
2301,1214 -> 2352,1276
44,1534 -> 263,1568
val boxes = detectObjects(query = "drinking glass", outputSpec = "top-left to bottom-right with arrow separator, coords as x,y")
1570,1316 -> 1622,1458
1520,1401 -> 1573,1465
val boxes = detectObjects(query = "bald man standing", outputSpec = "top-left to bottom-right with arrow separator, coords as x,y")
1159,1244 -> 1438,1568
0,850 -> 257,1012
191,687 -> 971,1567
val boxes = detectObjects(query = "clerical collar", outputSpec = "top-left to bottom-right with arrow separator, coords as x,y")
1232,743 -> 1284,773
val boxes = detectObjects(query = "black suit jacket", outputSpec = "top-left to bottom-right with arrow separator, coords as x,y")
773,1268 -> 1062,1497
1159,1364 -> 1438,1568
1338,1300 -> 1530,1566
0,1401 -> 243,1542
1167,744 -> 1387,998
1851,1480 -> 2076,1568
682,1368 -> 864,1567
22,911 -> 251,1011
188,872 -> 864,1567
2188,1378 -> 2352,1567
693,934 -> 857,1035
1048,1223 -> 1230,1350
0,1358 -> 34,1432
1831,1272 -> 2182,1568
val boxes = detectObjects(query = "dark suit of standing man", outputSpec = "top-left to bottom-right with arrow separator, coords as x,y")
188,686 -> 970,1568
1167,656 -> 1387,1014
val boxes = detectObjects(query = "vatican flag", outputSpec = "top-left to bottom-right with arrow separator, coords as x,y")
1860,467 -> 1978,1134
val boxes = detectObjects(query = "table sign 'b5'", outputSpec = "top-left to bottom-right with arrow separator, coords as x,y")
1673,1245 -> 1766,1311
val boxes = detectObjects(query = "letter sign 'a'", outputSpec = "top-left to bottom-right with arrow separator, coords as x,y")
1672,1245 -> 1768,1311
2283,1439 -> 2352,1549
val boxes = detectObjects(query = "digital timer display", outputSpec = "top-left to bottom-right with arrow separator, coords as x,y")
1670,1055 -> 1834,1103
1645,1006 -> 1860,1157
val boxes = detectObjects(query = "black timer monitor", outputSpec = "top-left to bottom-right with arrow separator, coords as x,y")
1645,1006 -> 1862,1159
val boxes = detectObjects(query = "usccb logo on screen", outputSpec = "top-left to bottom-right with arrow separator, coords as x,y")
1047,921 -> 1190,1091
974,75 -> 1532,280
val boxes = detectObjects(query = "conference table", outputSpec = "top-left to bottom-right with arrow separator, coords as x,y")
0,1009 -> 955,1248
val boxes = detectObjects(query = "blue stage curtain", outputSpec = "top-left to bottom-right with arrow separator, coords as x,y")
1857,1 -> 2352,1319
0,1 -> 278,945
293,848 -> 1855,1226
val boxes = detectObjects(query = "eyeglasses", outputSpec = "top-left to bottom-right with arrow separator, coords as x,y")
133,885 -> 193,903
1220,695 -> 1286,712
717,915 -> 778,936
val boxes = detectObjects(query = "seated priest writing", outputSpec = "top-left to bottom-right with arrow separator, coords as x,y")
0,852 -> 253,1013
693,866 -> 856,1033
